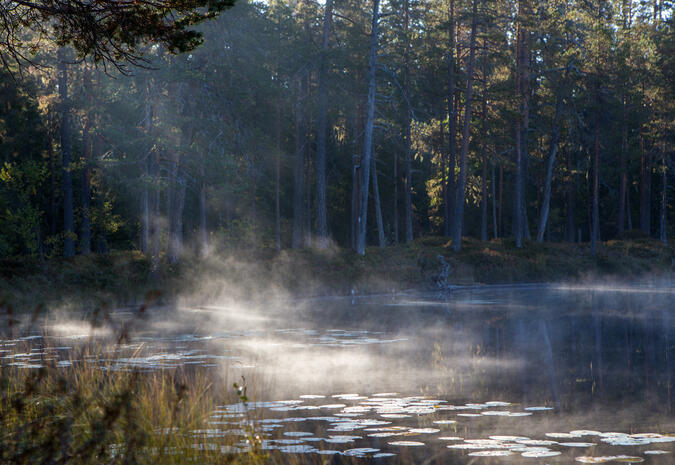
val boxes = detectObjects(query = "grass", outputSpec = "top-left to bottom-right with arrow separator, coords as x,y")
0,236 -> 673,314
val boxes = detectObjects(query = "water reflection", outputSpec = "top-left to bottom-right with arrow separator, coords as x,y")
1,285 -> 674,462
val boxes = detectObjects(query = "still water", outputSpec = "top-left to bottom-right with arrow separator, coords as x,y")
2,284 -> 674,463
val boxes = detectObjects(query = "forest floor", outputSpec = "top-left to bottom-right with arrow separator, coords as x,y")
1,236 -> 673,314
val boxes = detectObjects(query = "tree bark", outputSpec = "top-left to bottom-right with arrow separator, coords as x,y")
445,0 -> 457,237
372,157 -> 386,247
199,165 -> 209,257
315,0 -> 333,248
618,95 -> 628,235
356,0 -> 380,255
451,0 -> 478,252
660,145 -> 667,244
292,75 -> 306,249
403,0 -> 413,243
80,68 -> 93,255
141,79 -> 152,254
567,150 -> 575,242
591,87 -> 600,256
640,135 -> 651,235
536,94 -> 563,242
492,162 -> 498,239
480,94 -> 488,241
58,47 -> 75,257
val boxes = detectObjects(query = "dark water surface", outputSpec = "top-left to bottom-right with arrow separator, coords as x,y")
2,284 -> 674,463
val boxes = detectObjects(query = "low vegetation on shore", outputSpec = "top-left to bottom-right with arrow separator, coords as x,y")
1,237 -> 672,314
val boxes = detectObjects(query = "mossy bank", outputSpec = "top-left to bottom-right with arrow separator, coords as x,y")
1,237 -> 673,313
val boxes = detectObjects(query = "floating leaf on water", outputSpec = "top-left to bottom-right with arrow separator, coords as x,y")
648,436 -> 675,443
524,406 -> 554,411
389,441 -> 425,447
299,394 -> 325,399
511,447 -> 553,453
373,453 -> 397,458
276,444 -> 317,453
433,420 -> 457,425
559,442 -> 597,447
319,404 -> 347,409
408,428 -> 440,434
343,448 -> 380,456
644,450 -> 670,455
516,440 -> 559,446
448,444 -> 491,450
283,432 -> 314,437
506,412 -> 533,417
571,430 -> 603,437
468,450 -> 514,457
369,432 -> 403,438
521,450 -> 562,457
457,413 -> 481,417
547,432 -> 583,439
380,414 -> 411,419
324,435 -> 361,444
438,437 -> 464,441
629,433 -> 662,439
373,392 -> 398,397
316,450 -> 341,455
485,401 -> 511,407
481,410 -> 511,416
575,456 -> 644,463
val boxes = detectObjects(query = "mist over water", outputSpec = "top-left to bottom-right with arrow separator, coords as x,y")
2,284 -> 674,462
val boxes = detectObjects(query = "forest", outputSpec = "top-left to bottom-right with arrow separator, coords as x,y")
0,0 -> 673,264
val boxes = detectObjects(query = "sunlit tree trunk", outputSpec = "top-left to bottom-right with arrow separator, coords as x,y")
591,82 -> 600,256
58,47 -> 75,257
292,75 -> 306,249
480,92 -> 488,242
445,0 -> 457,237
451,0 -> 478,252
315,0 -> 333,248
660,145 -> 667,244
567,150 -> 575,242
618,95 -> 628,235
199,164 -> 209,257
403,0 -> 413,243
141,79 -> 152,254
372,157 -> 386,247
492,162 -> 498,239
536,94 -> 562,243
640,135 -> 651,235
356,0 -> 380,255
80,68 -> 93,255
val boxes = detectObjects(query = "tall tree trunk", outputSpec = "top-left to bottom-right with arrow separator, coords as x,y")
480,92 -> 488,241
141,79 -> 152,254
80,68 -> 93,255
640,135 -> 651,235
393,142 -> 399,244
445,0 -> 457,237
618,95 -> 628,235
451,0 -> 478,252
275,94 -> 282,251
660,145 -> 668,244
199,165 -> 209,257
567,150 -> 575,242
498,163 -> 503,237
536,94 -> 563,242
58,47 -> 75,257
372,157 -> 386,247
591,88 -> 600,256
403,0 -> 413,243
356,0 -> 380,255
292,75 -> 306,249
513,5 -> 527,249
315,0 -> 333,248
492,162 -> 498,239
151,149 -> 160,277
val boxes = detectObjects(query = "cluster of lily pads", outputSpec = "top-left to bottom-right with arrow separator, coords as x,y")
206,393 -> 674,460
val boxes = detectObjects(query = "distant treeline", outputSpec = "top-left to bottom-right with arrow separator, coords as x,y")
0,0 -> 672,263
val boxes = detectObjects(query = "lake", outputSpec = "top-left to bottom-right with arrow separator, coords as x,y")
2,284 -> 674,463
